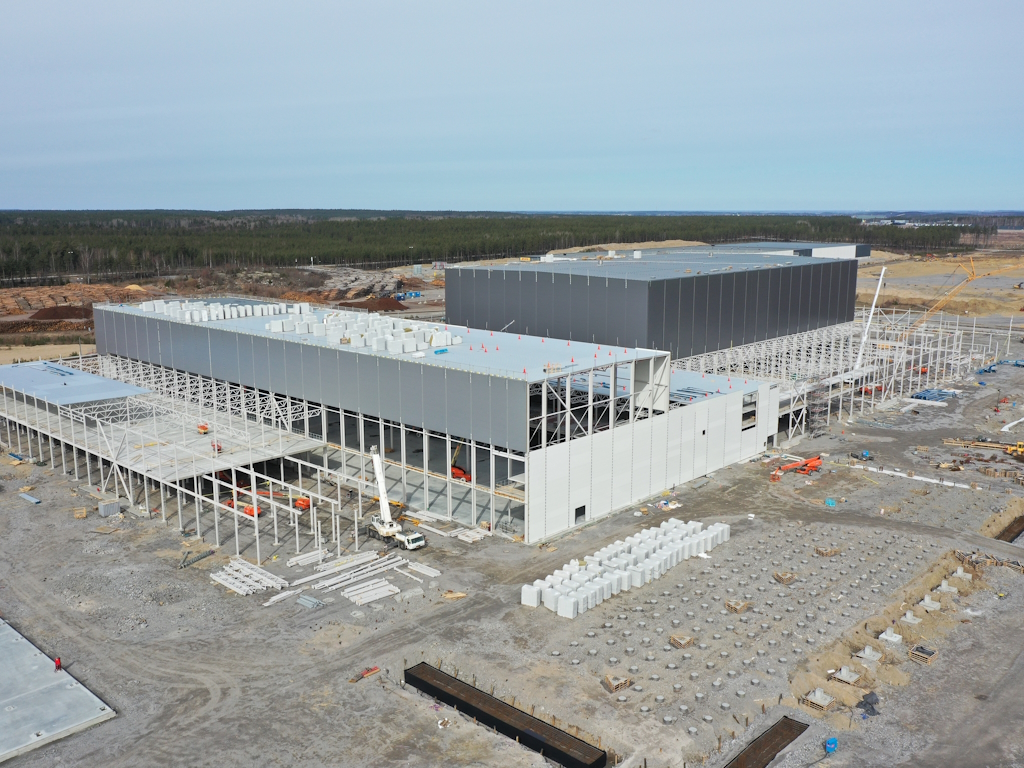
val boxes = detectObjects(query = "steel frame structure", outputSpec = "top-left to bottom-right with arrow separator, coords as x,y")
672,308 -> 1002,440
63,353 -> 533,536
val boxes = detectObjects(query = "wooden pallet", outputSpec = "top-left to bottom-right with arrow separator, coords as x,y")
828,668 -> 862,686
909,645 -> 938,665
773,571 -> 797,585
669,634 -> 694,649
603,675 -> 632,693
801,692 -> 836,712
814,546 -> 840,557
725,600 -> 752,614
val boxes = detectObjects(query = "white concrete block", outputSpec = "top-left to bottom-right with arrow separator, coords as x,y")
557,594 -> 578,619
594,577 -> 612,600
575,590 -> 588,614
543,588 -> 558,611
628,566 -> 643,588
616,570 -> 632,592
521,584 -> 541,607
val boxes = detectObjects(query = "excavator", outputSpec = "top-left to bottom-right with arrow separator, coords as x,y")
770,456 -> 823,482
366,447 -> 426,550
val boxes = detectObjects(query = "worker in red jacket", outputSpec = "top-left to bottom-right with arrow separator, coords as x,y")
54,657 -> 62,672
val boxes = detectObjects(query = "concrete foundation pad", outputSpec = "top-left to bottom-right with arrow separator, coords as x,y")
0,619 -> 115,764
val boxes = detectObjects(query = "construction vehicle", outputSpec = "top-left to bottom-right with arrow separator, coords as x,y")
450,444 -> 472,482
851,450 -> 873,461
770,455 -> 823,482
943,437 -> 1024,459
1014,282 -> 1024,290
366,447 -> 426,550
223,499 -> 262,517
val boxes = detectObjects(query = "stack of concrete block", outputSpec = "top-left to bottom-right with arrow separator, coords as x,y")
521,518 -> 731,619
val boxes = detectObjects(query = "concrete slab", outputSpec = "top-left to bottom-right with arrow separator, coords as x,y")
0,619 -> 115,764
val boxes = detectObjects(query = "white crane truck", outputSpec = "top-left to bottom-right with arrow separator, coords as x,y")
367,447 -> 426,551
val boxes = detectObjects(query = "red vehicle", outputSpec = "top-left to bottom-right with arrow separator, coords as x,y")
770,456 -> 823,482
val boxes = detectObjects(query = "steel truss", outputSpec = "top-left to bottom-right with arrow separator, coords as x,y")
672,308 -> 1002,439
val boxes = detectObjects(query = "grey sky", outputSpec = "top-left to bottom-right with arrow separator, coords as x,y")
1,1 -> 1021,210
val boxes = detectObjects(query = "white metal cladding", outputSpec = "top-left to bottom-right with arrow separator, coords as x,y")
523,386 -> 777,542
97,307 -> 531,452
723,396 -> 743,465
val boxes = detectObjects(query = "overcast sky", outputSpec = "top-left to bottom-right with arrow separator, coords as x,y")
1,2 -> 1021,211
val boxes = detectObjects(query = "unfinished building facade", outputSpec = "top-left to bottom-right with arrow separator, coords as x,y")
61,298 -> 778,544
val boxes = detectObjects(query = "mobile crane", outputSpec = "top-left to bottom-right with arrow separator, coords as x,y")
366,446 -> 426,550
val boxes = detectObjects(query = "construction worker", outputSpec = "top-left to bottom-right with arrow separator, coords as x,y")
54,657 -> 62,672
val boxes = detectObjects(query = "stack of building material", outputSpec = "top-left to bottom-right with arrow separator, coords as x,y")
263,589 -> 302,606
313,553 -> 408,593
453,527 -> 489,543
408,562 -> 441,578
519,518 -> 730,619
290,552 -> 381,587
340,578 -> 400,605
297,594 -> 325,610
286,549 -> 329,567
210,558 -> 289,595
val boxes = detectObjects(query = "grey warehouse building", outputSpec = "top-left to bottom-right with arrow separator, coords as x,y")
445,243 -> 862,359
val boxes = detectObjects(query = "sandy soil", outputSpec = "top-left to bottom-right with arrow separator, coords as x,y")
857,252 -> 1024,315
549,240 -> 706,255
0,344 -> 96,365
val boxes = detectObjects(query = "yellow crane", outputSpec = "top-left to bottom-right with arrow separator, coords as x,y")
899,257 -> 1022,341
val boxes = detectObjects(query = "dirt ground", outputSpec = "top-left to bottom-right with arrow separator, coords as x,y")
856,251 -> 1024,316
0,343 -> 95,365
4,344 -> 1024,768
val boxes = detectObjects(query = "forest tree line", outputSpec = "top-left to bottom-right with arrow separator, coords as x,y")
0,211 -> 996,283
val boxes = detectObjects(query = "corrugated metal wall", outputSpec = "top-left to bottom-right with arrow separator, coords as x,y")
447,259 -> 857,357
95,308 -> 530,452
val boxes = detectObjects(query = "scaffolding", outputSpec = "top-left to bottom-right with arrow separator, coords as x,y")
673,308 -> 1003,440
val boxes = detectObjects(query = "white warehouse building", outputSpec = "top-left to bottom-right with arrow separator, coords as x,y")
78,298 -> 777,544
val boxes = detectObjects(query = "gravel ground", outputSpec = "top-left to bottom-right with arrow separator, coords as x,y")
2,358 -> 1024,767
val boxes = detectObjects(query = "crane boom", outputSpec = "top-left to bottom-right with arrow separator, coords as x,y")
901,257 -> 1022,340
370,447 -> 393,525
